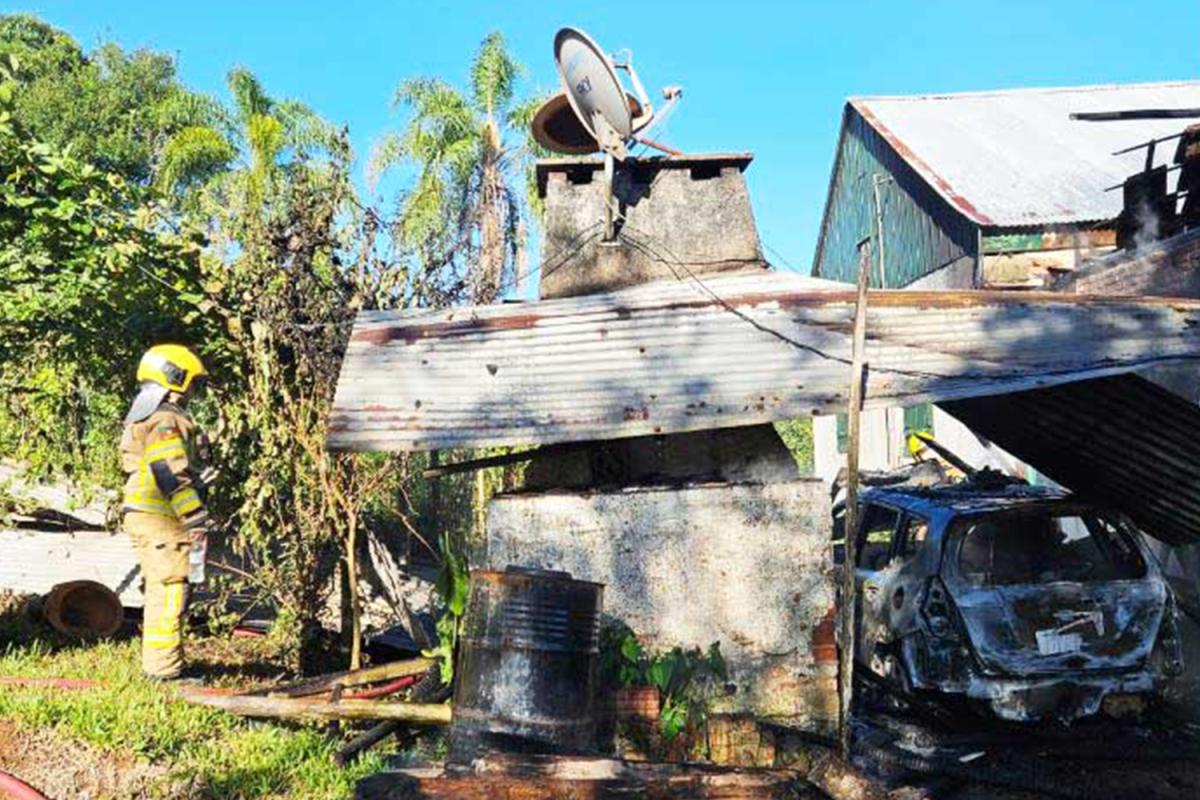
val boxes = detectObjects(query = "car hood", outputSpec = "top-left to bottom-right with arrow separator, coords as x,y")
951,579 -> 1166,676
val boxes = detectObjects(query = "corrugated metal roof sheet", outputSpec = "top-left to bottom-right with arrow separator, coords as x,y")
940,375 -> 1200,545
0,529 -> 143,606
327,270 -> 1200,453
851,81 -> 1200,227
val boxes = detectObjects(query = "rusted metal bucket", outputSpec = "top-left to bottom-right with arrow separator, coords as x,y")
449,566 -> 603,764
43,580 -> 123,639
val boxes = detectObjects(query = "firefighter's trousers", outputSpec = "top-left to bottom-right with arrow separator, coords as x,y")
125,512 -> 190,678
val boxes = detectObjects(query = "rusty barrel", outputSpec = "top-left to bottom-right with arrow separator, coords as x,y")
449,566 -> 603,764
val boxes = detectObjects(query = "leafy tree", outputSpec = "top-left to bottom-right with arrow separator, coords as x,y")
0,72 -> 203,485
371,31 -> 542,304
775,418 -> 815,475
0,14 -> 219,185
0,17 -> 522,676
169,67 -> 423,671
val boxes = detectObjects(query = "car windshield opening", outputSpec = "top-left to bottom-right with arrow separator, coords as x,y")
957,511 -> 1146,586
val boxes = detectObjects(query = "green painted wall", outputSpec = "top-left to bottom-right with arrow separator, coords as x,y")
813,106 -> 980,287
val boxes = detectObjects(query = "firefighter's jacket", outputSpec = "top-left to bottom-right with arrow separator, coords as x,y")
120,403 -> 210,530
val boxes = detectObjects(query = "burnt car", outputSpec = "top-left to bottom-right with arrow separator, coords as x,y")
835,480 -> 1184,722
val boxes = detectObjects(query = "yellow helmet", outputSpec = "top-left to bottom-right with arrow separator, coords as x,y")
137,344 -> 207,393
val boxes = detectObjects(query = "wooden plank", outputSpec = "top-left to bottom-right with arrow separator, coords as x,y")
255,656 -> 435,698
184,692 -> 451,724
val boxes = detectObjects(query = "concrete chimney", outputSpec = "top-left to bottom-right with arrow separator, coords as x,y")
535,153 -> 767,299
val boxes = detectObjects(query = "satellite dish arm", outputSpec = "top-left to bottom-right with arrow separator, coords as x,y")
611,49 -> 653,130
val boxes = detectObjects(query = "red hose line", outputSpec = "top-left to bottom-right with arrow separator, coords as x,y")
0,770 -> 49,800
343,674 -> 419,700
231,626 -> 266,639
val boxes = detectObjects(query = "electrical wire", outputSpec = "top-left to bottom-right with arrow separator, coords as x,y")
495,220 -> 604,298
615,222 -> 1200,382
615,226 -> 856,368
761,240 -> 804,274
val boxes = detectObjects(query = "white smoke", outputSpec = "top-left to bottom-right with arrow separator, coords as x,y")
1131,198 -> 1162,252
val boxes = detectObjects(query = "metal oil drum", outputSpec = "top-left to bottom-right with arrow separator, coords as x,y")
449,566 -> 603,764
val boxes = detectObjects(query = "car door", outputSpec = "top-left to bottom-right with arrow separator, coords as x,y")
885,512 -> 933,642
854,503 -> 901,665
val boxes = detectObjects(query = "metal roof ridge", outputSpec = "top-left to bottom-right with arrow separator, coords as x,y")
848,100 -> 995,225
848,79 -> 1200,105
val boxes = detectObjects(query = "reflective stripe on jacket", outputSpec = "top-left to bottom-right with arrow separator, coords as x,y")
120,403 -> 210,529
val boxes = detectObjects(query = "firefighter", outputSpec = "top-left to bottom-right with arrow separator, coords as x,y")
119,345 -> 212,680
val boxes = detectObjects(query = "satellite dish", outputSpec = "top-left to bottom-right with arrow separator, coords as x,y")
532,90 -> 645,155
554,27 -> 656,160
550,26 -> 683,239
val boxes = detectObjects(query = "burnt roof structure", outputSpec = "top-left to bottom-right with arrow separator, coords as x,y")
942,374 -> 1200,546
814,81 -> 1200,288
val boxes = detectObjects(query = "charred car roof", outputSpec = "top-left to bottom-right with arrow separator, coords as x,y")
861,481 -> 1074,518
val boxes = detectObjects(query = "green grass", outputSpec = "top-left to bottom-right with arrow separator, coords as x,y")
0,638 -> 385,799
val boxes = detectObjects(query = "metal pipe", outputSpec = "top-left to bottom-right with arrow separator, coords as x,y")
910,431 -> 976,476
1072,108 -> 1200,121
1114,132 -> 1187,156
632,134 -> 682,156
603,152 -> 615,241
1103,163 -> 1184,192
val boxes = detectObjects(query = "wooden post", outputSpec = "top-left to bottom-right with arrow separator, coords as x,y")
346,505 -> 363,671
838,239 -> 872,757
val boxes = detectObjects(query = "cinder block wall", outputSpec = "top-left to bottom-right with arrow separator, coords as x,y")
484,480 -> 838,734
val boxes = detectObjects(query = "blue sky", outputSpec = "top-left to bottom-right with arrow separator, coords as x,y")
12,1 -> 1200,274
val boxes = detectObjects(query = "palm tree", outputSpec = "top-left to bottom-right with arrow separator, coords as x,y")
156,67 -> 335,199
371,31 -> 541,304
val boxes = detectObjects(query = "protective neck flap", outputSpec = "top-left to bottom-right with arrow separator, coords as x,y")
124,382 -> 170,424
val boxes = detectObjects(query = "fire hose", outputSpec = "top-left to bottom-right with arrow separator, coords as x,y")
342,674 -> 419,700
0,770 -> 49,800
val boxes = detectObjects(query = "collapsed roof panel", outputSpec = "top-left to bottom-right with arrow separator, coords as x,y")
939,374 -> 1200,545
327,270 -> 1200,453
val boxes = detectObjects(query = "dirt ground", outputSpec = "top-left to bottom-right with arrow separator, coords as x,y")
0,719 -> 174,799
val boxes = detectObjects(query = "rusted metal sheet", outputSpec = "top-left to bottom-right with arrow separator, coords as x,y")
328,271 -> 1200,454
939,374 -> 1200,545
848,82 -> 1200,227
